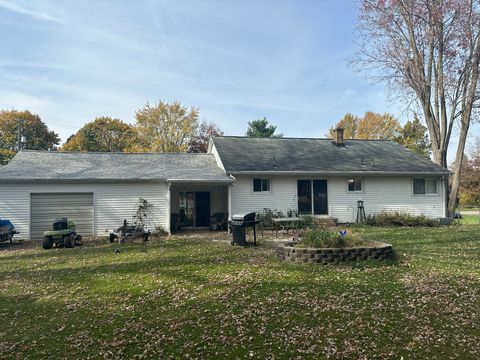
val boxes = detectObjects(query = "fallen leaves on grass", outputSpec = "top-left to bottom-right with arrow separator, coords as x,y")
0,230 -> 479,359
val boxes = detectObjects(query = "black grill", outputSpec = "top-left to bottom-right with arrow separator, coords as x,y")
230,212 -> 261,246
232,212 -> 256,224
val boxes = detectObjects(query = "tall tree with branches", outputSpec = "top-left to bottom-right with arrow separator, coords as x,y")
0,110 -> 59,164
328,112 -> 401,140
130,100 -> 199,153
188,120 -> 224,153
356,0 -> 480,215
246,117 -> 283,138
328,113 -> 361,139
62,117 -> 137,152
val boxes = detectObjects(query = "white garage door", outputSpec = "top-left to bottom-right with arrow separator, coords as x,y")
30,193 -> 94,240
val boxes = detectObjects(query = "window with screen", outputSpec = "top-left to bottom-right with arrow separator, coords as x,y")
413,178 -> 437,195
253,178 -> 271,192
347,178 -> 362,192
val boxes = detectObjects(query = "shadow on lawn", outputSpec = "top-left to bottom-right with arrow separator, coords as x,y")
0,238 -> 172,262
6,260 -> 406,302
0,244 -> 276,281
1,237 -> 406,285
364,226 -> 480,247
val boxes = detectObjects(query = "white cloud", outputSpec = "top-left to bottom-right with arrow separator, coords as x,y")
0,0 -> 64,23
0,90 -> 53,112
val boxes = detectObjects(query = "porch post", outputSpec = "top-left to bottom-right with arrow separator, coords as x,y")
166,182 -> 171,234
228,184 -> 232,220
444,175 -> 449,218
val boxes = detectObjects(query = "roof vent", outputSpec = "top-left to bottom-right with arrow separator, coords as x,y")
334,127 -> 345,146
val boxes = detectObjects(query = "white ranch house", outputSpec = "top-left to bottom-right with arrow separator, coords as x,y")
0,133 -> 449,240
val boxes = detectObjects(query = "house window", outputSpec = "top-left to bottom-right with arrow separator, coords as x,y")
413,178 -> 437,195
347,178 -> 362,192
253,178 -> 271,192
297,180 -> 328,215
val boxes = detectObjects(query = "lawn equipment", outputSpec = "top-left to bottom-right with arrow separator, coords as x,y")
109,219 -> 150,244
42,218 -> 83,249
0,218 -> 18,244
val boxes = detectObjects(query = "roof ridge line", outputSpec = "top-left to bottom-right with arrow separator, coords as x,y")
19,150 -> 213,155
212,136 -> 392,141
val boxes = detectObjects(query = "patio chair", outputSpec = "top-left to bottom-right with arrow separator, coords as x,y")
170,213 -> 180,233
209,212 -> 228,231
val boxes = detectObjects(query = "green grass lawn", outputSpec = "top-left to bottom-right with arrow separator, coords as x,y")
459,214 -> 480,225
458,207 -> 480,212
1,226 -> 480,359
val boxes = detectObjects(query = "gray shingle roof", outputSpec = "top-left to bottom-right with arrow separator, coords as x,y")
0,151 -> 234,183
212,136 -> 449,175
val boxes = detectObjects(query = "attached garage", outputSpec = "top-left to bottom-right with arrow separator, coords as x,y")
0,151 -> 233,240
30,193 -> 94,240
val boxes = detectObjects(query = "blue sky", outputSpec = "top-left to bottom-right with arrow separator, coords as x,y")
0,0 -> 477,154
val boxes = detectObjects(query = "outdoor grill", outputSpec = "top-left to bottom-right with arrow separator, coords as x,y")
230,212 -> 261,246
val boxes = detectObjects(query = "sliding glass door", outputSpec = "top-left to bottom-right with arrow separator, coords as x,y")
297,180 -> 312,214
313,180 -> 328,215
297,180 -> 328,215
179,191 -> 211,227
195,192 -> 211,227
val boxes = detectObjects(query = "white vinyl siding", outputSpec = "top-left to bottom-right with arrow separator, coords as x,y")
329,177 -> 444,222
209,142 -> 226,171
230,175 -> 297,215
230,175 -> 445,222
0,182 -> 168,240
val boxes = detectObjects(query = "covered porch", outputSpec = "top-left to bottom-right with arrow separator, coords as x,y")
168,182 -> 231,233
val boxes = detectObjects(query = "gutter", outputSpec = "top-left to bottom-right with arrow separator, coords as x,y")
227,170 -> 451,176
0,178 -> 235,184
0,178 -> 170,183
166,178 -> 235,184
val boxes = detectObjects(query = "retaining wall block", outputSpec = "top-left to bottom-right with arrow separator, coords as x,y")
279,242 -> 394,265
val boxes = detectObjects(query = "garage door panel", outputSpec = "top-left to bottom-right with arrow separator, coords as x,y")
31,200 -> 92,206
30,193 -> 94,240
31,211 -> 93,220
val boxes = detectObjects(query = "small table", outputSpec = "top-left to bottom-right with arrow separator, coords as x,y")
272,217 -> 302,237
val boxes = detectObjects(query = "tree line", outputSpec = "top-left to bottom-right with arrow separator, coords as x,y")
0,102 -> 282,164
328,112 -> 431,157
0,102 -> 431,162
0,101 -> 223,164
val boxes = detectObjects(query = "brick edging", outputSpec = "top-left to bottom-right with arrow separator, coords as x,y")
276,241 -> 394,264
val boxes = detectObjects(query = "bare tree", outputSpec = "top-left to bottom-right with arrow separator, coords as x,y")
355,0 -> 480,215
188,120 -> 224,153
